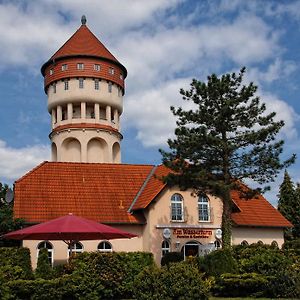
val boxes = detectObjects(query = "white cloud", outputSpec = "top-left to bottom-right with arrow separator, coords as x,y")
0,140 -> 50,182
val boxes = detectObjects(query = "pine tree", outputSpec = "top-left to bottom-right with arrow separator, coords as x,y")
292,183 -> 300,238
160,67 -> 295,248
278,170 -> 296,240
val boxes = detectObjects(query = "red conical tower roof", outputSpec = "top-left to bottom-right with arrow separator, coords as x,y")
41,16 -> 126,78
50,23 -> 118,62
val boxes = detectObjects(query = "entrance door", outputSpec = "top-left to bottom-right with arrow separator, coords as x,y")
183,241 -> 200,259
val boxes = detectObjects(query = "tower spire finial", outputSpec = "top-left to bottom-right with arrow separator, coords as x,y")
81,15 -> 87,25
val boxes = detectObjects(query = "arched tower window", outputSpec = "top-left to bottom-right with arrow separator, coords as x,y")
98,241 -> 112,252
171,193 -> 184,221
87,138 -> 108,163
51,142 -> 57,162
61,138 -> 81,162
241,240 -> 249,246
198,194 -> 210,221
37,241 -> 53,265
112,142 -> 121,163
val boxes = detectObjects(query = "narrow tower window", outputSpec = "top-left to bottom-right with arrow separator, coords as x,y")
53,83 -> 56,93
77,63 -> 84,70
108,82 -> 112,93
79,78 -> 84,89
64,80 -> 69,90
94,64 -> 101,71
94,79 -> 99,90
62,64 -> 68,71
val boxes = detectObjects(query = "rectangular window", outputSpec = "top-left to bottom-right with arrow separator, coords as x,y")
64,80 -> 69,90
50,69 -> 54,75
79,78 -> 84,89
62,64 -> 68,71
94,64 -> 101,71
171,203 -> 183,221
199,205 -> 210,221
94,79 -> 99,90
109,67 -> 114,75
53,83 -> 56,93
77,63 -> 84,70
108,82 -> 112,93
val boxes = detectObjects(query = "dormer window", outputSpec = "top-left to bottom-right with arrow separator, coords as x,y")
171,193 -> 184,221
49,69 -> 54,75
62,64 -> 68,71
120,73 -> 123,80
198,194 -> 210,222
77,63 -> 84,70
94,64 -> 101,71
109,67 -> 114,75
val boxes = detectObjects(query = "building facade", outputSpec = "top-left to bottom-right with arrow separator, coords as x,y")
14,17 -> 291,268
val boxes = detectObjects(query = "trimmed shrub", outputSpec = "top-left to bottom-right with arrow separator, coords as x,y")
133,261 -> 211,300
214,272 -> 269,297
35,248 -> 53,279
161,251 -> 184,266
199,248 -> 238,277
0,271 -> 10,300
0,247 -> 33,281
68,251 -> 154,299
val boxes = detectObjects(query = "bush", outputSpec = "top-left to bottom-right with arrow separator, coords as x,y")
133,261 -> 211,300
214,272 -> 269,297
68,251 -> 154,299
0,247 -> 33,281
199,249 -> 238,277
161,251 -> 184,266
35,248 -> 53,279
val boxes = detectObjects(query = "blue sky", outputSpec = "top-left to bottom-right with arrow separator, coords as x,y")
0,0 -> 299,206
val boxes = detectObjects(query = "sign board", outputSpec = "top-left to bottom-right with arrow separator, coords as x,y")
173,228 -> 212,239
163,228 -> 171,239
215,229 -> 222,239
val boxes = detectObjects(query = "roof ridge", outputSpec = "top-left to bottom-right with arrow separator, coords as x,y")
15,161 -> 49,183
42,161 -> 155,167
128,165 -> 158,213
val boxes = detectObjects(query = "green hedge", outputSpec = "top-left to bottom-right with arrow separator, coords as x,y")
214,272 -> 268,297
68,251 -> 155,299
133,261 -> 211,300
161,251 -> 184,266
0,247 -> 33,281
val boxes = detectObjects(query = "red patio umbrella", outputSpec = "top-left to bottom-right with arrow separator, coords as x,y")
3,213 -> 137,255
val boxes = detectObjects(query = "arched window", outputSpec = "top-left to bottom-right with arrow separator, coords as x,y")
171,193 -> 184,221
198,194 -> 210,221
214,240 -> 221,249
98,241 -> 112,253
162,240 -> 170,257
37,241 -> 53,265
257,240 -> 263,245
271,240 -> 278,248
68,242 -> 83,257
241,240 -> 249,246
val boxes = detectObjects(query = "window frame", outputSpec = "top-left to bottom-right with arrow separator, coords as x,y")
108,82 -> 112,93
78,78 -> 84,89
171,193 -> 184,222
37,241 -> 54,266
198,194 -> 210,222
94,79 -> 100,90
68,242 -> 84,257
109,67 -> 114,75
98,241 -> 112,252
61,64 -> 68,71
161,240 -> 170,257
77,63 -> 84,70
94,64 -> 101,71
64,80 -> 69,90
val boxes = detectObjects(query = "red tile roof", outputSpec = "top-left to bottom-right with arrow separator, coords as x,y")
14,162 -> 291,228
231,189 -> 292,228
14,162 -> 153,224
